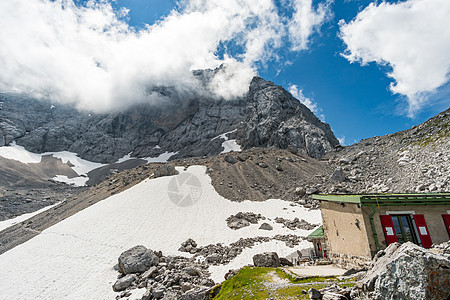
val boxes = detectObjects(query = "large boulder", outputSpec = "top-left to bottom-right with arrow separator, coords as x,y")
252,252 -> 280,267
118,245 -> 160,274
358,242 -> 450,300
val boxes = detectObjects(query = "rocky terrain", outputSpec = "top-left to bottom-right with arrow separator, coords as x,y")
2,107 -> 448,254
110,241 -> 449,300
0,62 -> 448,299
0,69 -> 339,163
324,108 -> 450,194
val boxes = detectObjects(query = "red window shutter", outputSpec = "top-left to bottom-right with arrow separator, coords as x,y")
413,214 -> 433,248
442,214 -> 450,238
380,215 -> 398,245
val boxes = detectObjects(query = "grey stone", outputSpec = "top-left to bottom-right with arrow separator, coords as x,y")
252,252 -> 280,267
330,167 -> 345,182
224,154 -> 238,164
112,274 -> 138,292
308,288 -> 322,299
322,291 -> 347,300
152,286 -> 165,299
257,162 -> 268,168
259,222 -> 273,231
141,266 -> 158,279
142,287 -> 153,300
339,157 -> 352,164
279,257 -> 293,266
118,245 -> 160,274
180,286 -> 211,300
183,267 -> 201,277
206,253 -> 221,264
359,242 -> 450,300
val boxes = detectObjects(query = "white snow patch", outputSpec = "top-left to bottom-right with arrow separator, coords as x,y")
52,175 -> 88,187
0,142 -> 42,164
50,151 -> 104,175
212,130 -> 241,153
0,165 -> 320,299
0,202 -> 61,232
0,143 -> 104,175
144,151 -> 178,163
116,152 -> 133,164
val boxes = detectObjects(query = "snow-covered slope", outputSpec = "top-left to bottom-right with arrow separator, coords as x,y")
0,166 -> 320,299
0,143 -> 179,187
0,143 -> 104,186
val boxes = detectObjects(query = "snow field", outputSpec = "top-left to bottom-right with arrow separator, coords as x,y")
0,166 -> 320,299
0,202 -> 61,232
0,143 -> 177,186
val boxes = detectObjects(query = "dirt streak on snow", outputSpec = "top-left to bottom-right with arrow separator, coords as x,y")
0,166 -> 320,299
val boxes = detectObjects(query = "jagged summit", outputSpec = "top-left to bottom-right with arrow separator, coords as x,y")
0,74 -> 339,163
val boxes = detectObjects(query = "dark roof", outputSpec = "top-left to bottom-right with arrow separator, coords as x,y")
312,193 -> 450,206
306,225 -> 324,240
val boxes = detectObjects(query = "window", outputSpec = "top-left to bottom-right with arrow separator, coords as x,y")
391,215 -> 418,244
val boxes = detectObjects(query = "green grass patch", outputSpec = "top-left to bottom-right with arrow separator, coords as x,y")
211,267 -> 357,300
211,267 -> 272,300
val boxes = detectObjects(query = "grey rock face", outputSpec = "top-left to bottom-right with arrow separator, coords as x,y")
359,242 -> 450,300
0,73 -> 339,163
118,245 -> 160,274
237,77 -> 339,158
252,252 -> 280,267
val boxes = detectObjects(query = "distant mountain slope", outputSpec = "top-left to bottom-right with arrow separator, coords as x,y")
324,108 -> 450,194
0,72 -> 339,163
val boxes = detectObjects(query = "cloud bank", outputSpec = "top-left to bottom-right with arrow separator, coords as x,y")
0,0 -> 330,112
340,0 -> 450,116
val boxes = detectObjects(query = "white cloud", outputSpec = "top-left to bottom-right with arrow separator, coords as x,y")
339,0 -> 450,116
288,84 -> 324,120
0,0 -> 331,112
289,0 -> 333,51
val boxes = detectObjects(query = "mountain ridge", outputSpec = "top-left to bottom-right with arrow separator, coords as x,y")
0,74 -> 339,163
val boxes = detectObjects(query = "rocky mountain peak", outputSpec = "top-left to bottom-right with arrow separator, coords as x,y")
0,73 -> 339,163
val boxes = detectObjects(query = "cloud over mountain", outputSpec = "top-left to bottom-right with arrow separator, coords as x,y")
0,0 -> 330,112
340,0 -> 450,116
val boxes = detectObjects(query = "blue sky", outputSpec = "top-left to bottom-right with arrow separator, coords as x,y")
1,0 -> 449,145
105,0 -> 450,144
